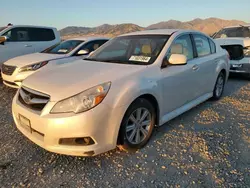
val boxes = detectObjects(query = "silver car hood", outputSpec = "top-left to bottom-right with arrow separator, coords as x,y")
22,60 -> 146,101
4,53 -> 67,67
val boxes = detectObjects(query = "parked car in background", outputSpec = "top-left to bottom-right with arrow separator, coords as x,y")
213,25 -> 250,78
0,25 -> 60,74
12,29 -> 229,156
1,37 -> 109,88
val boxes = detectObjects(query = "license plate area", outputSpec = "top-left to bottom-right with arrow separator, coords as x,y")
19,114 -> 31,133
232,64 -> 242,68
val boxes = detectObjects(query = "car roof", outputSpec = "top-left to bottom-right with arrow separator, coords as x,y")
224,24 -> 250,29
121,29 -> 179,36
120,29 -> 200,36
65,37 -> 110,42
7,25 -> 57,30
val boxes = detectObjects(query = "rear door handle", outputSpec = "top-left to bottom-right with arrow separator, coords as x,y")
192,64 -> 199,71
25,44 -> 32,47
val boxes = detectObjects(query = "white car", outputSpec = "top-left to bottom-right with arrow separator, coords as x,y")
1,37 -> 109,88
0,25 -> 60,70
12,29 -> 229,156
214,25 -> 250,78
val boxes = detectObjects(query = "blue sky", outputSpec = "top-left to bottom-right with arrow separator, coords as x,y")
1,0 -> 250,29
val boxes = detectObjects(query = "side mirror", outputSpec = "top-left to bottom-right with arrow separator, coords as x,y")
88,51 -> 95,57
169,54 -> 187,65
77,49 -> 89,56
0,36 -> 7,45
162,54 -> 187,68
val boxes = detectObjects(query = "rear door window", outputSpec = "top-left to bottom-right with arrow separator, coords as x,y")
193,34 -> 211,57
28,28 -> 55,41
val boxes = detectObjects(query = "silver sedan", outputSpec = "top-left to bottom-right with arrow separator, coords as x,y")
12,29 -> 229,156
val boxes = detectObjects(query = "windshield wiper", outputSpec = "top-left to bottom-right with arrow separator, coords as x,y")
84,58 -> 99,61
101,59 -> 127,64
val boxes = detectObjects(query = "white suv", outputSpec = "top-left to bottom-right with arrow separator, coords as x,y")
12,29 -> 229,156
214,25 -> 250,78
1,37 -> 109,88
0,25 -> 60,71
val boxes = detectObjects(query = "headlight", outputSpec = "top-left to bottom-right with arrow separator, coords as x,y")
51,82 -> 111,114
19,61 -> 48,72
244,46 -> 250,57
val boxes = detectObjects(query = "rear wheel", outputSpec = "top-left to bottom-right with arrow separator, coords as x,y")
212,72 -> 225,100
118,98 -> 155,152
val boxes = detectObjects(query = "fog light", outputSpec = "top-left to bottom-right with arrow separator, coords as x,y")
75,138 -> 85,145
59,137 -> 95,146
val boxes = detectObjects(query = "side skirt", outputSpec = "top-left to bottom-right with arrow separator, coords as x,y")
159,92 -> 213,126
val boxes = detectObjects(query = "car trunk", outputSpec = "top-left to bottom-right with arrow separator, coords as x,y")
221,45 -> 244,60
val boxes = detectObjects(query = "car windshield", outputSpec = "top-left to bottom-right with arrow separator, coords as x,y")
214,26 -> 250,38
41,40 -> 83,54
85,35 -> 170,65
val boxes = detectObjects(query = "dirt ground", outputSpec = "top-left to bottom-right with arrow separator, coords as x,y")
0,76 -> 249,188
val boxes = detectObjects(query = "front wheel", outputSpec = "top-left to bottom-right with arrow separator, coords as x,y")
118,98 -> 156,152
212,72 -> 225,100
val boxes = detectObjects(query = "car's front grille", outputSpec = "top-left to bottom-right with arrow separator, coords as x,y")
18,87 -> 50,112
2,64 -> 16,75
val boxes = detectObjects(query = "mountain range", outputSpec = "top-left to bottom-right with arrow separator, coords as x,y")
60,18 -> 247,38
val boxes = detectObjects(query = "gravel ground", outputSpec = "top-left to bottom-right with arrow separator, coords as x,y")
0,76 -> 249,188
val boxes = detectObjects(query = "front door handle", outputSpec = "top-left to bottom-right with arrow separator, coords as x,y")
25,44 -> 32,47
192,64 -> 199,71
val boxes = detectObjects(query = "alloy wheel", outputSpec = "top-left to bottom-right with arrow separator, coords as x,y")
215,75 -> 224,97
125,107 -> 152,145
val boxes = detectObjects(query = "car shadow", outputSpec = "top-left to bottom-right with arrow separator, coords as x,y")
226,74 -> 249,96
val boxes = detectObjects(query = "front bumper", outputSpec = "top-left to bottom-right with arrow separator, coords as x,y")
1,70 -> 34,88
12,93 -> 127,156
229,60 -> 250,74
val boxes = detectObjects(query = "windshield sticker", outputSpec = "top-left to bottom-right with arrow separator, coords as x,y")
129,56 -> 151,62
58,49 -> 68,53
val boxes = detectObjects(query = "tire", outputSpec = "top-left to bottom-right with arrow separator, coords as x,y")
212,72 -> 225,100
118,98 -> 156,152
